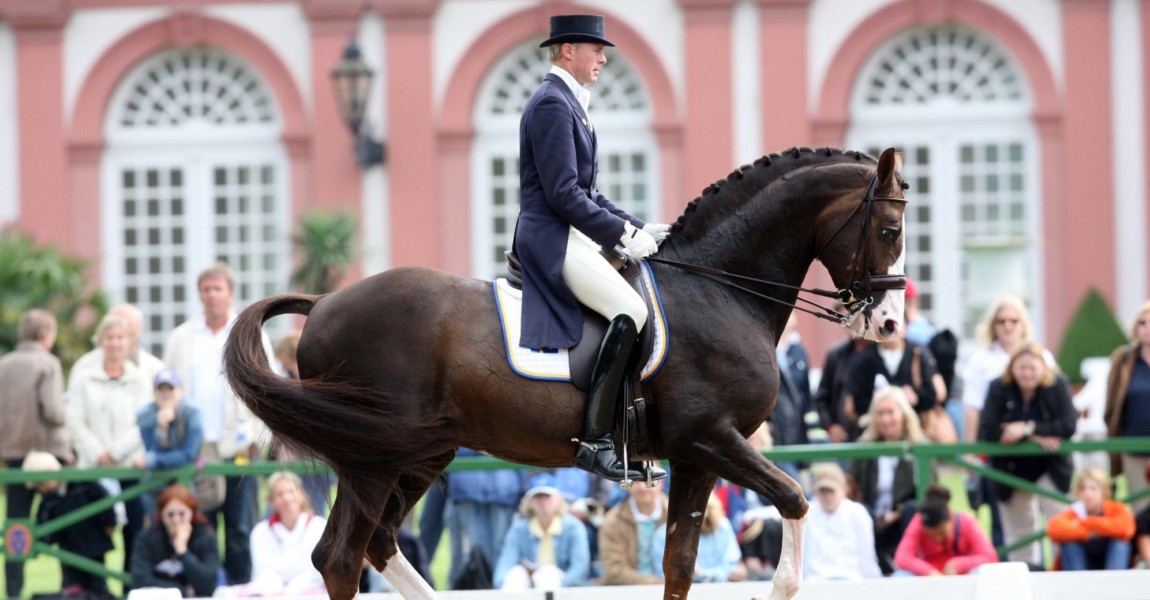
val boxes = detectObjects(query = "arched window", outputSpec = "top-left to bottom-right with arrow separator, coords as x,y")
847,25 -> 1041,338
470,41 -> 659,279
103,48 -> 289,355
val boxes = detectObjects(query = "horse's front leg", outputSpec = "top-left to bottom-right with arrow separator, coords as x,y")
662,461 -> 718,600
675,428 -> 808,600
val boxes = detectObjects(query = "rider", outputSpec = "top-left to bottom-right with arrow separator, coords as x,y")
515,14 -> 670,482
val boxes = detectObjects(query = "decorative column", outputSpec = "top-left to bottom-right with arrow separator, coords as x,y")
3,1 -> 71,248
677,0 -> 737,197
304,1 -> 364,214
372,0 -> 441,269
758,0 -> 811,151
1050,0 -> 1114,346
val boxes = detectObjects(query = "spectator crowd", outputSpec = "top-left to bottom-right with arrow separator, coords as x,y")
5,268 -> 1150,598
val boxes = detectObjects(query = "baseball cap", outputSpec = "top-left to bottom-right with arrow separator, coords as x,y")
154,368 -> 182,389
525,473 -> 562,498
811,463 -> 846,493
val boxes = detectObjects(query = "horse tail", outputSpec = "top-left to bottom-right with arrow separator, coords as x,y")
223,294 -> 457,518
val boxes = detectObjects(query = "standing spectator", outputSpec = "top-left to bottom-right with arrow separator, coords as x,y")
653,493 -> 745,583
1047,467 -> 1135,571
493,473 -> 590,590
813,337 -> 870,444
69,303 -> 165,401
163,262 -> 271,584
977,341 -> 1077,565
446,447 -> 524,587
0,309 -> 70,599
960,295 -> 1052,546
130,483 -> 220,597
848,386 -> 931,574
1105,299 -> 1150,515
25,451 -> 117,596
68,312 -> 151,574
844,325 -> 950,442
893,484 -> 997,576
903,278 -> 936,347
599,479 -> 668,585
803,462 -> 882,581
271,329 -> 333,517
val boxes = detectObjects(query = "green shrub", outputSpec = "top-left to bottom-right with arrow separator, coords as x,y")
0,229 -> 108,374
1057,288 -> 1126,383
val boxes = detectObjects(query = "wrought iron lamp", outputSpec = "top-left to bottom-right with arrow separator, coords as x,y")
331,39 -> 384,167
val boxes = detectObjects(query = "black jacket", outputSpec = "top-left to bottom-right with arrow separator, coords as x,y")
977,376 -> 1077,500
846,341 -> 941,418
849,456 -> 919,519
813,340 -> 866,430
37,482 -> 116,558
130,523 -> 219,597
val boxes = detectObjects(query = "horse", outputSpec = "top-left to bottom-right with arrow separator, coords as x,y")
224,146 -> 909,600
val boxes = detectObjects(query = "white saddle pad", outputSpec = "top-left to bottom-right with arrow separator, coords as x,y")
493,261 -> 669,382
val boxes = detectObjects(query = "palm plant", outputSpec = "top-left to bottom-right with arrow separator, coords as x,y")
291,211 -> 358,295
0,229 -> 109,371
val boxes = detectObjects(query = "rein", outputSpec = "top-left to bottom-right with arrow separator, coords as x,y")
646,173 -> 908,328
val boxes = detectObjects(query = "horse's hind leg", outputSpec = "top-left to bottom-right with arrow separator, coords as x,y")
661,461 -> 717,600
313,476 -> 391,600
365,452 -> 454,598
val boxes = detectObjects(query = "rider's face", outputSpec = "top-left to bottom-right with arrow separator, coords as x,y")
567,43 -> 606,86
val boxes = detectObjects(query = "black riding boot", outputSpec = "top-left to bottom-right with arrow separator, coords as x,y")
573,315 -> 665,482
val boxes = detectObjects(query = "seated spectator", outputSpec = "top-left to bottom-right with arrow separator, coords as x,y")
848,386 -> 931,574
893,484 -> 997,576
1047,467 -> 1135,570
493,473 -> 590,590
1135,504 -> 1150,569
130,483 -> 220,597
803,463 -> 882,580
654,493 -> 745,583
137,369 -> 203,471
25,451 -> 116,596
599,479 -> 668,584
216,472 -> 326,596
844,325 -> 947,441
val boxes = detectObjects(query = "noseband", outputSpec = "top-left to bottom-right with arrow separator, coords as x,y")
646,173 -> 908,328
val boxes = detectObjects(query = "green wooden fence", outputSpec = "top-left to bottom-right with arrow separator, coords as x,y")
4,437 -> 1150,584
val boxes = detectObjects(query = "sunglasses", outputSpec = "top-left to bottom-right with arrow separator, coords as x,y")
995,318 -> 1020,326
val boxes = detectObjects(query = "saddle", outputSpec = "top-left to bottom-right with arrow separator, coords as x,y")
503,250 -> 658,391
504,250 -> 660,461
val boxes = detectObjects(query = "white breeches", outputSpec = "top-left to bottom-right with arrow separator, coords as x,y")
561,226 -> 648,331
500,564 -> 566,591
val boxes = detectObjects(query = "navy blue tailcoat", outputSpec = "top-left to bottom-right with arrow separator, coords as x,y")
514,73 -> 645,350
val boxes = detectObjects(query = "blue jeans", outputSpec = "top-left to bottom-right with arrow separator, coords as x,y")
447,500 -> 516,587
418,483 -> 447,564
1060,538 -> 1131,570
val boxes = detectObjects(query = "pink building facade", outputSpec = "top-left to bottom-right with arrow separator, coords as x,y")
0,0 -> 1146,363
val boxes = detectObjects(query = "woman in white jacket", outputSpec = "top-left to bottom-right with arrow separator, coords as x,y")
68,312 -> 151,574
227,471 -> 326,596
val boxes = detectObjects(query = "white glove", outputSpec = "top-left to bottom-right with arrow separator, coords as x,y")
621,221 -> 659,259
643,223 -> 672,245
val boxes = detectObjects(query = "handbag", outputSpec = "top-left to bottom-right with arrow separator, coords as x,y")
912,346 -> 958,444
192,457 -> 227,512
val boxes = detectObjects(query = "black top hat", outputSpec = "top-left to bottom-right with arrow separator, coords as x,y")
539,15 -> 615,48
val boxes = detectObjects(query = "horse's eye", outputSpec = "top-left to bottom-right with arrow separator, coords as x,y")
880,227 -> 900,243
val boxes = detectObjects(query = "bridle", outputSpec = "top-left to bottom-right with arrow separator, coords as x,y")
646,172 -> 908,328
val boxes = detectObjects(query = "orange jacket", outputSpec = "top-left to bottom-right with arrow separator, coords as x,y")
1047,500 -> 1135,543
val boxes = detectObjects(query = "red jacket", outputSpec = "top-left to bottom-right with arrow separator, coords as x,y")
1047,500 -> 1135,543
894,512 -> 998,576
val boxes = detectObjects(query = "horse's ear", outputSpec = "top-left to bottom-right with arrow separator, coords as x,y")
876,148 -> 903,189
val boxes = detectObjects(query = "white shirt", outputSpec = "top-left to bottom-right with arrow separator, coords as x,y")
549,65 -> 591,116
249,513 -> 327,595
802,498 -> 881,581
186,315 -> 235,442
961,343 -> 1056,411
